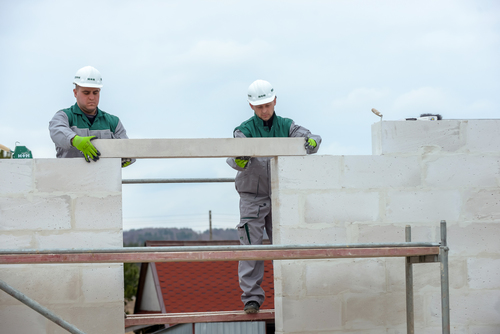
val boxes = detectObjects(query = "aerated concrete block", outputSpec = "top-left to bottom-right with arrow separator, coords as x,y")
74,195 -> 122,230
463,189 -> 500,221
305,191 -> 380,224
342,156 -> 422,188
0,233 -> 34,249
271,193 -> 302,229
429,290 -> 500,326
0,304 -> 47,333
0,196 -> 71,231
371,120 -> 464,155
425,155 -> 500,188
0,264 -> 81,305
344,292 -> 406,329
275,261 -> 307,298
95,137 -> 307,158
35,230 -> 123,249
273,156 -> 342,190
447,223 -> 500,256
0,160 -> 34,195
34,158 -> 122,193
81,264 -> 124,303
280,296 -> 343,332
306,259 -> 386,296
278,225 -> 347,245
385,190 -> 461,223
465,120 -> 500,153
467,258 -> 500,289
47,303 -> 125,334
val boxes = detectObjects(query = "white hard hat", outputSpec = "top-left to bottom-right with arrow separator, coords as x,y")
73,66 -> 103,88
247,80 -> 275,106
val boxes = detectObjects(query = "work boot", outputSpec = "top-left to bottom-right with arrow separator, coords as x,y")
244,301 -> 260,314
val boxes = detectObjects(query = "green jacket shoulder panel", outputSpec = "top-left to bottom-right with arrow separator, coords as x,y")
62,103 -> 119,132
235,114 -> 293,138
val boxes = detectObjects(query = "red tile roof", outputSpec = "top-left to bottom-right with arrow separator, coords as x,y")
137,240 -> 274,314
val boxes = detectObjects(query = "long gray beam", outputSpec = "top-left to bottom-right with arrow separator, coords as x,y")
92,138 -> 307,158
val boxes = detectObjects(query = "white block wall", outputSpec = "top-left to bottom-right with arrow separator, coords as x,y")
271,120 -> 500,333
0,158 -> 124,334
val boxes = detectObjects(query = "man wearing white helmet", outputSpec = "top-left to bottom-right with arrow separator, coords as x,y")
49,66 -> 134,167
227,79 -> 321,314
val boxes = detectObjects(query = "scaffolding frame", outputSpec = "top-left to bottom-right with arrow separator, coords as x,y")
0,221 -> 449,334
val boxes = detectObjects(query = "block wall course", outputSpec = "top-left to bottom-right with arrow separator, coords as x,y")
342,155 -> 422,188
273,122 -> 500,333
0,196 -> 72,231
0,158 -> 124,334
34,158 -> 122,193
35,230 -> 123,249
278,225 -> 347,245
372,119 -> 500,156
424,155 -> 500,188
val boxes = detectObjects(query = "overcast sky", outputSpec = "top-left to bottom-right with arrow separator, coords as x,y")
1,0 -> 499,232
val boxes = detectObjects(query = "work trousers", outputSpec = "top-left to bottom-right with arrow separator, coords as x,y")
237,196 -> 273,306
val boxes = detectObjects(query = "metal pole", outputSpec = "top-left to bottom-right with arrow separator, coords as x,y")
122,178 -> 235,184
0,242 -> 440,255
0,279 -> 86,334
440,220 -> 450,334
405,225 -> 414,334
209,210 -> 212,241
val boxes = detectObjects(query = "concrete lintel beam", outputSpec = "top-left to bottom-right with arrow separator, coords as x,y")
93,138 -> 307,158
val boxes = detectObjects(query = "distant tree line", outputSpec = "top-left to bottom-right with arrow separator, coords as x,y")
123,227 -> 238,247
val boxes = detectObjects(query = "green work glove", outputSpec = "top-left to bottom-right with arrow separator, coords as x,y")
72,135 -> 101,163
305,138 -> 317,153
121,158 -> 132,168
307,138 -> 317,147
235,157 -> 249,168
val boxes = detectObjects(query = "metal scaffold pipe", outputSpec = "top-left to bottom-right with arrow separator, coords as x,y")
0,279 -> 86,334
0,242 -> 440,254
122,178 -> 235,184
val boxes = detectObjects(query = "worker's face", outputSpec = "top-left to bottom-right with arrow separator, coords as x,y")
250,97 -> 276,121
74,85 -> 100,115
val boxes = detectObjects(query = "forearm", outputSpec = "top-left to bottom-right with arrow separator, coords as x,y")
227,130 -> 249,171
49,111 -> 76,150
289,121 -> 322,154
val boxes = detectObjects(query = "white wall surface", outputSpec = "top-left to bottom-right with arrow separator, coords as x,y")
272,120 -> 500,334
0,158 -> 124,334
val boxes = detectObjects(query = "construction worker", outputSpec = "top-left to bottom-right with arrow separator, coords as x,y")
49,66 -> 134,167
227,79 -> 321,314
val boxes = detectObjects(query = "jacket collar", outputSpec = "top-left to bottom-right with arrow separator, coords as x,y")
72,103 -> 102,118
